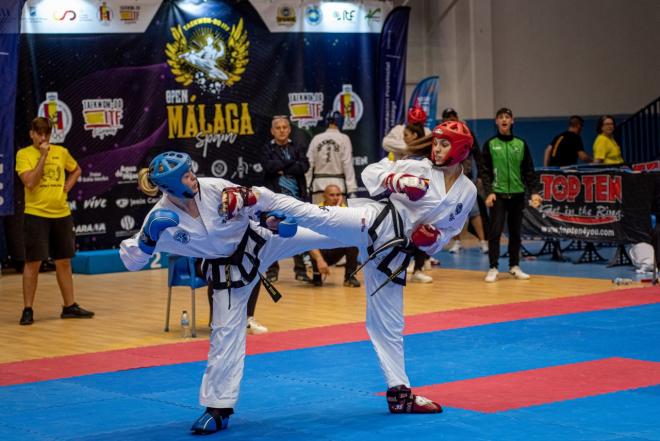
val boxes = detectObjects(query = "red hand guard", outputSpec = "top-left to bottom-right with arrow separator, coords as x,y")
383,173 -> 429,202
411,224 -> 440,248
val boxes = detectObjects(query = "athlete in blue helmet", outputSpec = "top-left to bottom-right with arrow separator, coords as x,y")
120,151 -> 342,435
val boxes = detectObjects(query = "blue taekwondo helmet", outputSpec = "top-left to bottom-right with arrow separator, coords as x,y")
148,151 -> 195,199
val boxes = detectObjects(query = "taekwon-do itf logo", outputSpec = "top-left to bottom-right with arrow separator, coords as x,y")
332,84 -> 363,130
166,17 -> 249,97
37,92 -> 72,143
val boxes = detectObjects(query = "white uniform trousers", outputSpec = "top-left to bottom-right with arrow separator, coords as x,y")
253,187 -> 411,388
199,226 -> 343,409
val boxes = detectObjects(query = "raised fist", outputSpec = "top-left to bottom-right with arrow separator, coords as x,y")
383,173 -> 429,201
411,224 -> 440,248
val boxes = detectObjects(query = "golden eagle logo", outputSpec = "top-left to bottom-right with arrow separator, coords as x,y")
165,17 -> 249,96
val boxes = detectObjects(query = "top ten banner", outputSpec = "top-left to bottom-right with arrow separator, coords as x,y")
21,0 -> 393,35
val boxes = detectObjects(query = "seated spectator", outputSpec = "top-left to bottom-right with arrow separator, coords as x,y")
309,185 -> 360,287
592,115 -> 624,165
544,115 -> 592,166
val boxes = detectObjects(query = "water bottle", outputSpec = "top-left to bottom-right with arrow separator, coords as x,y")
612,277 -> 634,285
181,310 -> 191,338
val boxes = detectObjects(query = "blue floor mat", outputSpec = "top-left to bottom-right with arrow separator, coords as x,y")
2,304 -> 660,440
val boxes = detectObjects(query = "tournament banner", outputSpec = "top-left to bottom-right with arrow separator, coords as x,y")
523,168 -> 653,244
17,0 -> 395,250
377,6 -> 410,149
0,0 -> 24,216
408,75 -> 439,130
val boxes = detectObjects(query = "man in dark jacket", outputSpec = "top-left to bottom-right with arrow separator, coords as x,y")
262,115 -> 311,283
481,107 -> 542,283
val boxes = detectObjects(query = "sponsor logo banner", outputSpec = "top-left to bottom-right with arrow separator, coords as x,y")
21,0 -> 162,34
250,0 -> 392,33
523,169 -> 653,243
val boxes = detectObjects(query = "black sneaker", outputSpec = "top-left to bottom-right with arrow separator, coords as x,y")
266,272 -> 278,284
20,307 -> 34,325
343,276 -> 361,288
312,274 -> 323,287
295,273 -> 312,283
61,303 -> 95,319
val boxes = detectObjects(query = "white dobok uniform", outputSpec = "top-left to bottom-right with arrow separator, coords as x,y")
251,158 -> 476,388
120,177 -> 342,409
306,127 -> 358,202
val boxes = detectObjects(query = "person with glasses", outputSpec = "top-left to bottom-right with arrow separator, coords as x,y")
592,115 -> 624,165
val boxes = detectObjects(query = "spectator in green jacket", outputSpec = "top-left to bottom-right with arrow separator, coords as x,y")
481,107 -> 542,283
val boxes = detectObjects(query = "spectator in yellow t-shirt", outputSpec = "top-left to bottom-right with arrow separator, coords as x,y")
15,117 -> 93,325
592,115 -> 624,165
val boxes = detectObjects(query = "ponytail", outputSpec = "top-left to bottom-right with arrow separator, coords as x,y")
137,168 -> 159,197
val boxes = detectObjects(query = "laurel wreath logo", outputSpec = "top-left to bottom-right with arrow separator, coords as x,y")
165,18 -> 249,96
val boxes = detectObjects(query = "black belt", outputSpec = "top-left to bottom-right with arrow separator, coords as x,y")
202,226 -> 284,308
365,201 -> 413,288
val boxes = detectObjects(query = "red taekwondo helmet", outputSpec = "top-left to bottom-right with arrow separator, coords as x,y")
407,106 -> 427,125
431,121 -> 474,167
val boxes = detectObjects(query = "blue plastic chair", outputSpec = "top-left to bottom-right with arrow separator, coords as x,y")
165,255 -> 207,337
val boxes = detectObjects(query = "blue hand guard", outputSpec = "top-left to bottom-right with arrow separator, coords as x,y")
138,209 -> 180,254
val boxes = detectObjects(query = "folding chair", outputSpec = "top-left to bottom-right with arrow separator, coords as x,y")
165,255 -> 207,337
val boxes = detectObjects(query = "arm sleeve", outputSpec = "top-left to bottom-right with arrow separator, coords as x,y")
119,234 -> 152,271
422,187 -> 477,255
63,148 -> 78,172
382,125 -> 407,154
593,136 -> 606,161
305,142 -> 315,187
521,141 -> 540,193
15,149 -> 33,175
480,139 -> 495,195
361,157 -> 396,197
282,144 -> 310,175
263,145 -> 294,174
341,135 -> 358,193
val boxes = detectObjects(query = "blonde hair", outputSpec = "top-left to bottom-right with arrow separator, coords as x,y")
137,168 -> 160,197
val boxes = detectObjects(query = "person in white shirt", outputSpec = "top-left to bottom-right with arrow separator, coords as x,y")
119,152 -> 341,435
306,111 -> 358,203
382,106 -> 431,160
221,121 -> 477,415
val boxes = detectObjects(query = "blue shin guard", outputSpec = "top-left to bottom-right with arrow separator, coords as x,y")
191,411 -> 229,434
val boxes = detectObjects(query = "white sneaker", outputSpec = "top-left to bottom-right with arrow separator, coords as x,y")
423,259 -> 432,271
480,240 -> 489,254
247,317 -> 268,334
509,266 -> 531,280
448,240 -> 462,254
411,271 -> 433,283
407,261 -> 415,273
484,268 -> 499,283
429,257 -> 440,266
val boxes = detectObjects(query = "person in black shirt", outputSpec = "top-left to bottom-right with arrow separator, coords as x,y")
262,115 -> 312,283
544,115 -> 592,167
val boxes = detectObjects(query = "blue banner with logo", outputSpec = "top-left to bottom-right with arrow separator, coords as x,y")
16,0 -> 395,249
378,6 -> 410,148
0,0 -> 24,216
408,76 -> 439,130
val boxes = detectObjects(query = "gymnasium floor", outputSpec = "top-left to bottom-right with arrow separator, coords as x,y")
1,241 -> 659,440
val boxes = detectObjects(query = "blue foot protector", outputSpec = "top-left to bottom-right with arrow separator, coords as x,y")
191,410 -> 230,435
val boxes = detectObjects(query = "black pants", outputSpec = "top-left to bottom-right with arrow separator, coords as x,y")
311,247 -> 359,279
413,247 -> 428,272
487,193 -> 525,269
267,253 -> 308,277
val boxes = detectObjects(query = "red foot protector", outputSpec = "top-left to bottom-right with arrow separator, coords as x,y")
411,357 -> 660,412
